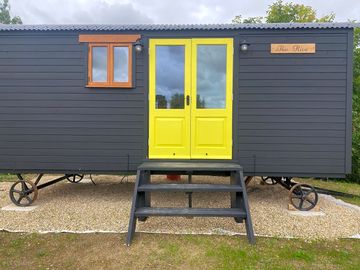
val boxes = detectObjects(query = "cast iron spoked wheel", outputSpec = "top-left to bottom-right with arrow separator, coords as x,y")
289,183 -> 318,211
66,174 -> 84,183
261,176 -> 278,185
9,180 -> 38,207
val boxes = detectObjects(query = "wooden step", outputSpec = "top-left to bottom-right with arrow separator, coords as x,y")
138,161 -> 242,172
135,207 -> 247,217
138,184 -> 243,192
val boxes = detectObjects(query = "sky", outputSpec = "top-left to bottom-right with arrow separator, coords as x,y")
9,0 -> 360,25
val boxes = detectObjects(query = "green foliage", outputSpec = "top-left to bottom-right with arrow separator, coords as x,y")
232,0 -> 335,23
266,0 -> 334,23
350,27 -> 360,183
266,0 -> 316,22
349,93 -> 360,183
232,15 -> 263,24
170,93 -> 184,109
0,0 -> 22,24
156,95 -> 167,108
353,27 -> 360,93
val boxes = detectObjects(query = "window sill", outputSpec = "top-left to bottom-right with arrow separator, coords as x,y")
86,84 -> 133,89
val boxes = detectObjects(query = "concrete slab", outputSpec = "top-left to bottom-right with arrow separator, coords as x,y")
287,210 -> 325,217
1,204 -> 38,212
288,203 -> 321,212
320,194 -> 360,212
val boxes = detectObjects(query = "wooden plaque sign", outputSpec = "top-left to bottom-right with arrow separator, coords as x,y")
271,43 -> 316,54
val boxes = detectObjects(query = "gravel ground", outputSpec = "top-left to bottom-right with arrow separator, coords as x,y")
0,175 -> 359,239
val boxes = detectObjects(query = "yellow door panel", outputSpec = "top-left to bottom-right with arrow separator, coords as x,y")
148,38 -> 233,160
195,117 -> 226,146
154,117 -> 186,147
148,39 -> 191,159
190,38 -> 233,159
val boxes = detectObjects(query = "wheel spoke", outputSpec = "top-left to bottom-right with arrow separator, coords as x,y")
21,181 -> 26,191
12,189 -> 22,194
17,195 -> 25,204
23,182 -> 30,191
305,197 -> 316,206
291,193 -> 302,199
299,199 -> 304,209
24,195 -> 32,204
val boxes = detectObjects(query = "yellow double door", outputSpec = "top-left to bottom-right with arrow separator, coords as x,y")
149,38 -> 233,159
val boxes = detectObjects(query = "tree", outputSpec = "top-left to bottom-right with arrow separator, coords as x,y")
0,0 -> 22,24
156,95 -> 167,109
353,27 -> 360,93
266,0 -> 334,23
232,15 -> 263,24
170,93 -> 184,109
196,94 -> 206,108
232,0 -> 335,24
352,27 -> 360,183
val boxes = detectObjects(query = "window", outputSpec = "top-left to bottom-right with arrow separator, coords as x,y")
79,34 -> 141,88
88,44 -> 132,87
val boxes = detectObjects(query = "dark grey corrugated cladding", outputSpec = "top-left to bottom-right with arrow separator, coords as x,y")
0,22 -> 355,177
0,22 -> 358,31
236,25 -> 354,177
0,27 -> 147,172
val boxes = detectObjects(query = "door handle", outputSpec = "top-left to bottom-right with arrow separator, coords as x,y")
186,95 -> 190,106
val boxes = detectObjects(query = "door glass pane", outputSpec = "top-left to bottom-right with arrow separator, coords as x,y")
197,45 -> 226,109
92,46 -> 107,82
114,46 -> 129,82
155,45 -> 185,109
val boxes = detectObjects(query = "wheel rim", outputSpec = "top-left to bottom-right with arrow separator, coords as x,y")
66,174 -> 84,183
261,176 -> 278,185
9,180 -> 38,207
289,183 -> 318,211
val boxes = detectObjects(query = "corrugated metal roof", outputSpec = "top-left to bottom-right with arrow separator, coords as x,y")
0,22 -> 358,32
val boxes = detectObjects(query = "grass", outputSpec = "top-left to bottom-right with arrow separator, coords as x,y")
0,232 -> 359,270
299,178 -> 360,206
0,174 -> 41,183
0,174 -> 18,182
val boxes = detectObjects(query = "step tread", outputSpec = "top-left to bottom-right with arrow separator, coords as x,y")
138,183 -> 243,192
138,161 -> 242,171
135,207 -> 247,217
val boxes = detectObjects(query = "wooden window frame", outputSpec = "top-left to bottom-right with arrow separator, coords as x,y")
87,43 -> 133,88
